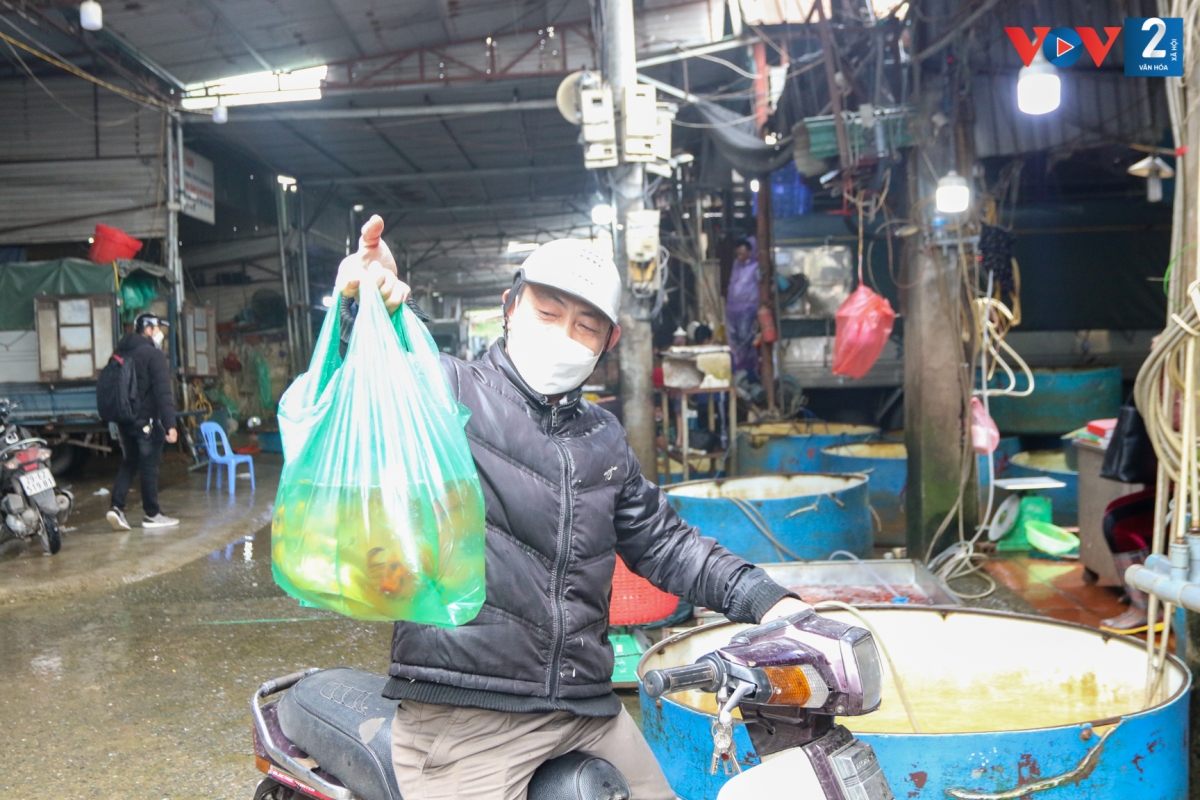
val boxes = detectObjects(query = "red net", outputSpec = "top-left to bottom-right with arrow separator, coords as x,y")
610,558 -> 679,625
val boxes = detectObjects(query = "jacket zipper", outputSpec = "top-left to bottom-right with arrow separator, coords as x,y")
545,404 -> 573,699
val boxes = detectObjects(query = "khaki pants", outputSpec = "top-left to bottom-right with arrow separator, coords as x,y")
391,700 -> 676,800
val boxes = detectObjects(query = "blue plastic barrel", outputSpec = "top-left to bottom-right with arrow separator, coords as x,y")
639,608 -> 1189,800
736,422 -> 878,475
820,442 -> 907,547
666,474 -> 872,561
987,367 -> 1122,435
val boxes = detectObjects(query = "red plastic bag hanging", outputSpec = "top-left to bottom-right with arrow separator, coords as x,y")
832,285 -> 896,379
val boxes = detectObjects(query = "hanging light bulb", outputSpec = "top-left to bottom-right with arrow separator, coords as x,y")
749,178 -> 761,194
79,0 -> 103,31
1017,49 -> 1060,115
212,104 -> 228,124
1128,155 -> 1174,203
936,170 -> 970,214
590,203 -> 615,226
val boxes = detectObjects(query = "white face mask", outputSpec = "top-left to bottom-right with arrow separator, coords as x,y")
151,330 -> 165,348
506,303 -> 602,396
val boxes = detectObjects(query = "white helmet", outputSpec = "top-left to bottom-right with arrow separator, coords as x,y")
518,238 -> 622,325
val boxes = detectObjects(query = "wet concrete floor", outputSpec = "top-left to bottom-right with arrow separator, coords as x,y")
0,451 -> 281,604
0,522 -> 395,799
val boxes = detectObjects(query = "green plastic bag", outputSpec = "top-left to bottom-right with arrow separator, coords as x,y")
119,273 -> 158,322
271,284 -> 486,625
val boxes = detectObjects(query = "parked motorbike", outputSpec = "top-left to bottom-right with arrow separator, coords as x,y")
0,398 -> 73,557
250,609 -> 891,800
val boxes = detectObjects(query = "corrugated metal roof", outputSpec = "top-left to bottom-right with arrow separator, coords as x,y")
962,0 -> 1168,156
99,0 -> 594,84
0,157 -> 167,244
0,77 -> 164,162
973,71 -> 1164,157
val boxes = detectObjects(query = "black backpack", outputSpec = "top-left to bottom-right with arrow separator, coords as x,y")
97,352 -> 139,423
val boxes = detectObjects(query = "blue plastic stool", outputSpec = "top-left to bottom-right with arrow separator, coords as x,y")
200,421 -> 255,495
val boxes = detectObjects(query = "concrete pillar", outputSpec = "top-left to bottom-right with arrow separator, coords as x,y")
902,127 -> 975,559
605,0 -> 656,479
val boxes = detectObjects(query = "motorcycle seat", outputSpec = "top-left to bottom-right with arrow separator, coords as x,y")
277,668 -> 630,800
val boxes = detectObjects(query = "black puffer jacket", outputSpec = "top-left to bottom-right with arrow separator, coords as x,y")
115,333 -> 176,430
340,300 -> 794,715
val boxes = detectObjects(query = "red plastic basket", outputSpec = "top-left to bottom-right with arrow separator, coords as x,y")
610,558 -> 679,626
89,224 -> 143,263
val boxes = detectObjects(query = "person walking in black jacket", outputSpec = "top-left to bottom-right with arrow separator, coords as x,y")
336,216 -> 810,800
106,313 -> 179,531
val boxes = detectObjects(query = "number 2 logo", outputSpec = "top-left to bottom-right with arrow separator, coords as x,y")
1124,16 -> 1183,76
1142,17 -> 1167,58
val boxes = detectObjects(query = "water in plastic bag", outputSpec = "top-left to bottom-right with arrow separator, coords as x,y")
271,284 -> 486,625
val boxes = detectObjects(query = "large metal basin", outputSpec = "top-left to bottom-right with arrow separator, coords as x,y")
821,442 -> 906,547
639,607 -> 1189,800
987,367 -> 1122,435
736,422 -> 878,475
666,474 -> 872,562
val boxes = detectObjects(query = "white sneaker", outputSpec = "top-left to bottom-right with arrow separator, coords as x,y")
106,508 -> 131,531
142,513 -> 180,529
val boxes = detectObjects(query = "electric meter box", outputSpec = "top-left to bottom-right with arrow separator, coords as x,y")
581,86 -> 616,144
623,86 -> 657,137
653,103 -> 677,162
625,209 -> 661,263
585,142 -> 619,169
623,86 -> 657,162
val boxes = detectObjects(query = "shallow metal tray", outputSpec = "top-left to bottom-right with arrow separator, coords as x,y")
759,558 -> 962,606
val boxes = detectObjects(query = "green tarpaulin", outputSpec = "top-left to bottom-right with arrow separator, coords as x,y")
0,258 -> 172,331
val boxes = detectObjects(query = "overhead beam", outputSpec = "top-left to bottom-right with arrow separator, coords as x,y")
366,195 -> 587,216
317,18 -> 757,94
321,20 -> 591,92
196,0 -> 274,72
303,163 -> 581,187
634,35 -> 759,68
186,98 -> 558,124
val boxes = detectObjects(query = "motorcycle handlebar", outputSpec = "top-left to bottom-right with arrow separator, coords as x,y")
643,659 -> 721,698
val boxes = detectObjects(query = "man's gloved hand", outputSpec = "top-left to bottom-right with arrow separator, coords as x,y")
759,597 -> 814,623
335,214 -> 411,313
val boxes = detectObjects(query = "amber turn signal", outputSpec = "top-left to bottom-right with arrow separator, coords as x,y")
763,665 -> 812,705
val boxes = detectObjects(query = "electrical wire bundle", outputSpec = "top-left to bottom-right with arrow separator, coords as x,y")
1132,279 -> 1200,705
1127,0 -> 1200,706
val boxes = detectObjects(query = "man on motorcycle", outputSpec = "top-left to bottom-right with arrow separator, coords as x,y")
337,216 -> 809,800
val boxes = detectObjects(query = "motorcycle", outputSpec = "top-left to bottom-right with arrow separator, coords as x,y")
0,398 -> 73,558
644,608 -> 894,800
250,608 -> 892,800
